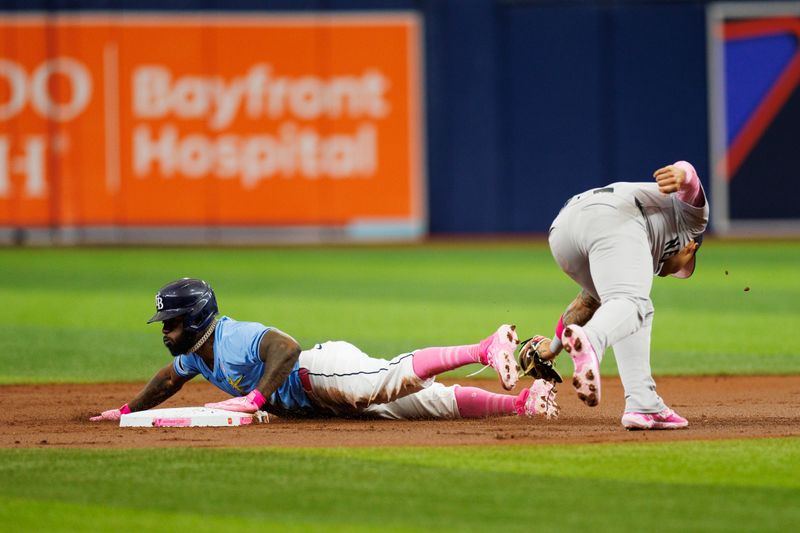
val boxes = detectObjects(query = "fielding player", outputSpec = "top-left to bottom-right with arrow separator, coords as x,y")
534,161 -> 708,430
91,278 -> 558,422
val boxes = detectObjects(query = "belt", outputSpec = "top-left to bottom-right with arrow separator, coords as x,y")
298,367 -> 313,393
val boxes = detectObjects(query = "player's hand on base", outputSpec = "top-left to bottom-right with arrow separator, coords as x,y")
205,390 -> 266,413
205,396 -> 260,413
89,404 -> 131,421
654,165 -> 687,194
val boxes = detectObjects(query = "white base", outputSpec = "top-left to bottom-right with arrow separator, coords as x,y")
119,407 -> 269,427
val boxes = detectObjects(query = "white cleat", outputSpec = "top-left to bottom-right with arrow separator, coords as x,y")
622,408 -> 688,430
562,325 -> 601,407
517,379 -> 559,419
480,324 -> 520,390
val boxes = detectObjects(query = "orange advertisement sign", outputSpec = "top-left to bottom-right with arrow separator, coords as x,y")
0,13 -> 424,235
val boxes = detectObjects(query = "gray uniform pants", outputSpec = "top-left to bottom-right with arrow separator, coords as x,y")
548,192 -> 666,413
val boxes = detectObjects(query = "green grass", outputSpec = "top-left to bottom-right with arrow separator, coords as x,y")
2,242 -> 799,532
1,240 -> 799,383
1,438 -> 798,532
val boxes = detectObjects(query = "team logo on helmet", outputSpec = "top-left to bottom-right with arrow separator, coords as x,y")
147,278 -> 218,332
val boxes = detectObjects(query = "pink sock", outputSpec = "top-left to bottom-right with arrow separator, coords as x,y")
454,386 -> 523,418
412,343 -> 489,380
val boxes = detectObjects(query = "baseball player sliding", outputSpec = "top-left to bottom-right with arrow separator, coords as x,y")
91,278 -> 559,422
532,161 -> 708,430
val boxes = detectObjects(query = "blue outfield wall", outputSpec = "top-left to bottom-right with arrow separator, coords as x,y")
3,0 -> 756,234
431,0 -> 710,233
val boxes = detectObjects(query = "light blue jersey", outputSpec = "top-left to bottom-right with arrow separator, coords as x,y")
172,316 -> 313,413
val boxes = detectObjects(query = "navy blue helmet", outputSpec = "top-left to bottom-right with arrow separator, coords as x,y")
147,278 -> 218,333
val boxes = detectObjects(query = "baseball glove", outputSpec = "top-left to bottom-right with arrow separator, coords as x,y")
518,335 -> 562,383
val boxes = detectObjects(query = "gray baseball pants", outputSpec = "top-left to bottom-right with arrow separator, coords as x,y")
548,192 -> 667,413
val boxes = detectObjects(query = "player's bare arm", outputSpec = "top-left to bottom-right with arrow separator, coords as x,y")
564,290 -> 601,326
89,360 -> 192,421
253,329 -> 302,398
128,363 -> 192,412
203,328 -> 302,414
657,161 -> 706,209
537,290 -> 601,360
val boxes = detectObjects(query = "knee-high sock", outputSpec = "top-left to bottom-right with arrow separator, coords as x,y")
454,386 -> 525,418
412,344 -> 483,380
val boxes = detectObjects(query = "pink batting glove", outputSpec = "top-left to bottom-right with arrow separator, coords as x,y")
89,403 -> 131,422
204,390 -> 266,413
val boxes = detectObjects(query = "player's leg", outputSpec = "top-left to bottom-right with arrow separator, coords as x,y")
551,201 -> 653,358
614,308 -> 688,430
580,211 -> 653,357
361,382 -> 460,419
361,382 -> 558,420
452,381 -> 557,419
573,212 -> 654,406
614,309 -> 664,412
550,201 -> 652,406
549,207 -> 605,406
411,325 -> 521,390
298,341 -> 428,417
299,336 -> 532,418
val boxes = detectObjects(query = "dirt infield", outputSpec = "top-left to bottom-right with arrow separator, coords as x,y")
2,376 -> 799,448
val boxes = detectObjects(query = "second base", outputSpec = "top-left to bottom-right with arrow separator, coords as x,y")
120,407 -> 269,427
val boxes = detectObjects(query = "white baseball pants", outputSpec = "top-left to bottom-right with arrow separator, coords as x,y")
297,341 -> 461,419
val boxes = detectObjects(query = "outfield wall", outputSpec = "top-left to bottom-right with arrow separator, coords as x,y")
1,0 -> 797,242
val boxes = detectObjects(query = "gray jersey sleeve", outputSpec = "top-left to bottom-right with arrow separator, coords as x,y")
605,182 -> 709,275
671,182 -> 709,238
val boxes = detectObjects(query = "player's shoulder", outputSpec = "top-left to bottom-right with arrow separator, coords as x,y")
174,352 -> 201,375
214,316 -> 272,362
216,316 -> 269,339
672,190 -> 709,228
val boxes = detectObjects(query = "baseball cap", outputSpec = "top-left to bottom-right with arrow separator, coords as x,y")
672,233 -> 704,279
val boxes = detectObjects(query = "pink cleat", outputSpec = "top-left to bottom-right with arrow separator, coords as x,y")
621,408 -> 688,430
562,325 -> 601,407
479,324 -> 520,390
516,379 -> 559,419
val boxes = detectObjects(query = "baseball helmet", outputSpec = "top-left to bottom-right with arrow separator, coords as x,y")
147,278 -> 218,333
